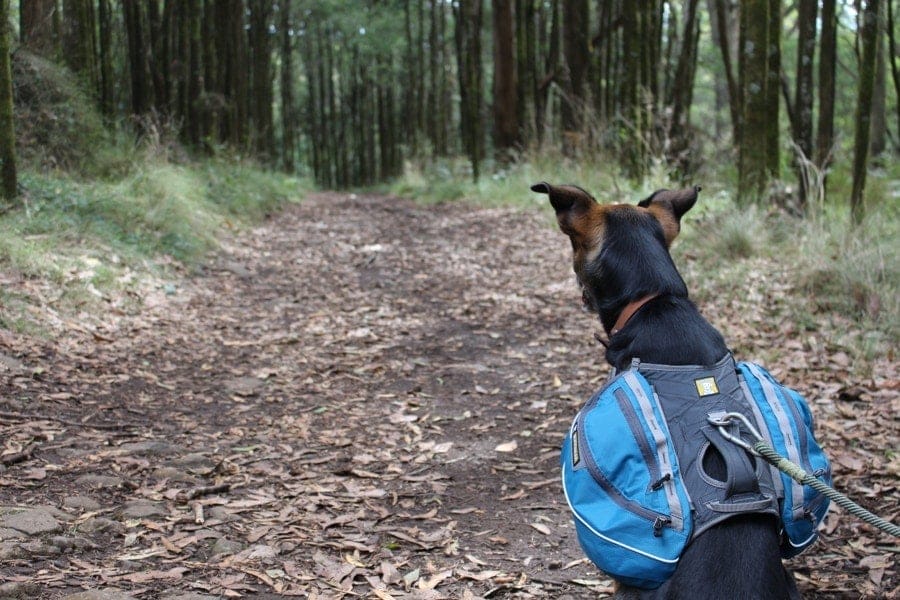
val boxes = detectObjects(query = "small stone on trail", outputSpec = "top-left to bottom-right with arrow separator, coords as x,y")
0,581 -> 41,599
120,501 -> 166,519
63,496 -> 101,511
78,517 -> 125,535
0,508 -> 61,535
210,536 -> 244,557
63,590 -> 137,600
116,440 -> 177,456
74,474 -> 123,489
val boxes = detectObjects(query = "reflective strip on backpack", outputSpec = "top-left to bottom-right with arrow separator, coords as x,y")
743,363 -> 805,520
622,371 -> 684,530
561,465 -> 682,565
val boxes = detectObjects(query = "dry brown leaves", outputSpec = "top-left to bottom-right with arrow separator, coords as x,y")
0,192 -> 896,598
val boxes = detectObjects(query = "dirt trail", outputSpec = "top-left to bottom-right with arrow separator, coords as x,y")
0,193 -> 896,599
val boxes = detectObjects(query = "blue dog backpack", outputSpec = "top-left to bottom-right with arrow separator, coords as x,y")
561,354 -> 831,589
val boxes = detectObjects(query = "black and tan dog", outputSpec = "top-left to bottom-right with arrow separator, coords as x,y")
533,181 -> 800,599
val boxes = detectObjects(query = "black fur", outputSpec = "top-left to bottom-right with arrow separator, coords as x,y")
536,183 -> 802,599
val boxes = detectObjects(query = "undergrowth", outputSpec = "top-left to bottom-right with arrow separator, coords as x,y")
393,154 -> 898,372
0,154 -> 306,335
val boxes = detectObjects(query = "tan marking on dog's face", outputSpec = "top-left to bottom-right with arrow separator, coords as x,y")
560,202 -> 608,279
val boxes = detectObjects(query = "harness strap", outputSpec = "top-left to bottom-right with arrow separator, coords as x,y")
701,424 -> 760,498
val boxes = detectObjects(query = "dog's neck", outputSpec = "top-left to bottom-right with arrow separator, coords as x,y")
605,295 -> 729,370
609,294 -> 658,336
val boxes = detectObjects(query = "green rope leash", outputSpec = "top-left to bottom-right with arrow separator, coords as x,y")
752,440 -> 900,538
709,411 -> 900,538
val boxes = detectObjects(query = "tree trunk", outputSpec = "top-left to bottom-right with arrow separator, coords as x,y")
249,0 -> 274,162
716,0 -> 741,144
123,1 -> 151,118
816,0 -> 837,169
62,0 -> 98,92
492,0 -> 520,159
850,0 -> 880,223
738,0 -> 775,202
793,0 -> 817,207
280,0 -> 295,172
453,0 -> 485,181
20,0 -> 58,57
764,0 -> 780,177
0,0 -> 17,202
561,0 -> 589,153
885,0 -> 900,151
668,0 -> 701,173
97,0 -> 114,116
869,0 -> 886,157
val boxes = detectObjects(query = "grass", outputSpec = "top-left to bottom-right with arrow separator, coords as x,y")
0,153 -> 307,336
391,153 -> 899,370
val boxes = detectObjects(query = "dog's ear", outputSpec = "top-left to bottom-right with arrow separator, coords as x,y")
531,182 -> 599,239
637,185 -> 701,246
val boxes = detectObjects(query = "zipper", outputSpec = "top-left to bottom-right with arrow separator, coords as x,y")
576,405 -> 673,527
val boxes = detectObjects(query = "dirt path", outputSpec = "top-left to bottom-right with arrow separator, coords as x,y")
0,193 -> 896,599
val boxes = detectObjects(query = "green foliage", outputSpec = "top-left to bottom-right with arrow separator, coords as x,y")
12,50 -> 109,172
0,154 -> 307,335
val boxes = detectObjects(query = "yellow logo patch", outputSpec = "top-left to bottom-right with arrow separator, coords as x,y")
695,377 -> 719,397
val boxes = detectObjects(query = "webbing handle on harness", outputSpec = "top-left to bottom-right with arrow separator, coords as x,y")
708,413 -> 900,538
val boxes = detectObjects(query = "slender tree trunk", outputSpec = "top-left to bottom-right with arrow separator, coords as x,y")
0,0 -> 17,202
793,0 -> 817,207
249,0 -> 274,161
123,1 -> 151,118
738,0 -> 774,202
561,0 -> 589,153
493,0 -> 520,159
20,0 -> 58,57
668,0 -> 701,172
850,0 -> 880,223
764,0 -> 780,177
816,0 -> 837,169
97,0 -> 114,117
535,0 -> 559,146
62,0 -> 98,92
453,0 -> 485,181
885,0 -> 900,150
280,0 -> 295,172
869,1 -> 886,156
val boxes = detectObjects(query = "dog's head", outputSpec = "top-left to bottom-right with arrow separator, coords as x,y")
533,182 -> 701,333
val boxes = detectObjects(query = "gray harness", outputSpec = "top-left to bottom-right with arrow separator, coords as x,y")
635,356 -> 781,540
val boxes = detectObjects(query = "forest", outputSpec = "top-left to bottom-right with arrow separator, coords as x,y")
0,0 -> 897,213
0,1 -> 897,599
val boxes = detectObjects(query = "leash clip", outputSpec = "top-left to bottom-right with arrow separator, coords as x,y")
707,412 -> 764,456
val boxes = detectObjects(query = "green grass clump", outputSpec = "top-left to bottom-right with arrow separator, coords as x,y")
0,155 -> 307,336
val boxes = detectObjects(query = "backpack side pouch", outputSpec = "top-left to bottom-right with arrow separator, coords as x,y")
738,362 -> 832,557
561,370 -> 693,589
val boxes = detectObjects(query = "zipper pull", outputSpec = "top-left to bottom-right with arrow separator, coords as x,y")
653,516 -> 671,537
650,473 -> 672,491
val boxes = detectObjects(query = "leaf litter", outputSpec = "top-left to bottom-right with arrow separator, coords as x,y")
0,192 -> 896,598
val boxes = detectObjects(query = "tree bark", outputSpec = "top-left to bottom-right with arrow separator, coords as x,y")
793,0 -> 817,207
453,0 -> 485,181
886,0 -> 900,152
738,0 -> 775,202
20,0 -> 58,57
249,0 -> 275,161
816,0 -> 837,169
492,0 -> 520,159
280,0 -> 295,172
869,0 -> 886,156
850,0 -> 880,223
561,0 -> 589,152
0,0 -> 17,202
